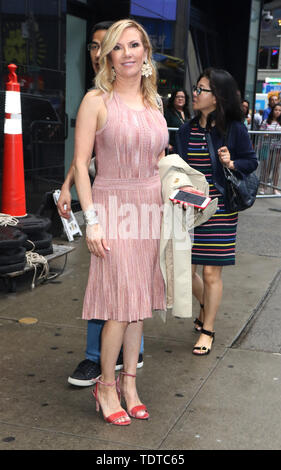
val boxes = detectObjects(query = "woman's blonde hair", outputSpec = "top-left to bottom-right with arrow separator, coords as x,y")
95,19 -> 158,108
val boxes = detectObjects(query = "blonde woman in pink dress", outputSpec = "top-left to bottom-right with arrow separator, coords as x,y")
73,20 -> 168,425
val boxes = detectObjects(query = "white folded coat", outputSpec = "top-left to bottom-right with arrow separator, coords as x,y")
158,154 -> 218,320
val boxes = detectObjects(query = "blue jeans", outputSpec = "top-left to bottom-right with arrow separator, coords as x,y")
86,319 -> 144,364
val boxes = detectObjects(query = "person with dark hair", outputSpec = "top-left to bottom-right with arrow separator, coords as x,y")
262,94 -> 279,121
253,109 -> 262,130
87,21 -> 116,74
164,90 -> 190,151
58,21 -> 114,220
175,68 -> 258,356
241,99 -> 251,129
260,103 -> 281,195
261,102 -> 281,129
57,20 -> 144,388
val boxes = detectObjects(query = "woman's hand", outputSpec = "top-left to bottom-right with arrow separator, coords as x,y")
180,186 -> 204,195
218,146 -> 235,169
86,223 -> 110,258
57,186 -> 72,219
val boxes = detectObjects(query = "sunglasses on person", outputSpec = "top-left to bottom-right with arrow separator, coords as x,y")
192,85 -> 212,96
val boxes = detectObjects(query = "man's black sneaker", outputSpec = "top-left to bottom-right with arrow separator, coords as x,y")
137,354 -> 144,369
68,359 -> 101,387
115,353 -> 144,371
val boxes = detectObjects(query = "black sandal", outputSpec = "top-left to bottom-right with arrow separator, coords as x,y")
194,317 -> 203,331
193,304 -> 204,332
192,328 -> 215,356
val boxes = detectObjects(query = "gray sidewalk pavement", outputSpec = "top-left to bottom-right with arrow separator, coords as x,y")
0,197 -> 280,450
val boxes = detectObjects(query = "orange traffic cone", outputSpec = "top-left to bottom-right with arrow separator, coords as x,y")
1,63 -> 27,217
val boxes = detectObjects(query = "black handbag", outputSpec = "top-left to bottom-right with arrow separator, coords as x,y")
222,166 -> 259,212
222,125 -> 259,212
206,126 -> 259,212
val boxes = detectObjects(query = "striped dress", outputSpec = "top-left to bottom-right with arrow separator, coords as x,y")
187,124 -> 238,266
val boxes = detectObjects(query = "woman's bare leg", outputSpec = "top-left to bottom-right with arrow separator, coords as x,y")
120,321 -> 147,417
97,320 -> 129,423
192,265 -> 205,323
193,265 -> 223,354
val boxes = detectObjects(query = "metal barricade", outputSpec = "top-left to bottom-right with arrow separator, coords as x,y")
248,131 -> 281,197
167,127 -> 281,198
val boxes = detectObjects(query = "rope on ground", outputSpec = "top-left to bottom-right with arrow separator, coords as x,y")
0,213 -> 19,226
0,214 -> 50,289
26,241 -> 50,289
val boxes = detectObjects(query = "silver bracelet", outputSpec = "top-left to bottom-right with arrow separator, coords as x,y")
83,206 -> 99,225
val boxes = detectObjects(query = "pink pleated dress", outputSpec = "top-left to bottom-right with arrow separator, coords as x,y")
82,91 -> 169,322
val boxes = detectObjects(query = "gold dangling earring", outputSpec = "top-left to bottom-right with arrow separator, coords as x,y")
111,66 -> 116,81
141,60 -> 152,78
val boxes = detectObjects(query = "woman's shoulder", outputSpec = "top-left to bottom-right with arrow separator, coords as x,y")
176,121 -> 189,138
177,118 -> 196,135
178,118 -> 193,130
174,120 -> 193,153
230,120 -> 246,130
84,88 -> 106,101
230,120 -> 250,136
81,89 -> 108,111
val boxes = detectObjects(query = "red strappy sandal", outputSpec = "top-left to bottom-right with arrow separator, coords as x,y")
92,377 -> 131,426
117,371 -> 149,420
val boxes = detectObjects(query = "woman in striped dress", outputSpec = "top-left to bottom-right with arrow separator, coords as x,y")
176,68 -> 258,356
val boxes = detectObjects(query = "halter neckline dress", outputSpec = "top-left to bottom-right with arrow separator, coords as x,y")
82,91 -> 169,322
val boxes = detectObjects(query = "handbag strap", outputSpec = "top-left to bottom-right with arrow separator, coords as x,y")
205,131 -> 219,176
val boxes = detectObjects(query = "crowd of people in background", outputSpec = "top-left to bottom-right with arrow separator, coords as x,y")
241,95 -> 281,195
164,90 -> 281,195
164,89 -> 281,133
241,94 -> 281,132
164,90 -> 190,152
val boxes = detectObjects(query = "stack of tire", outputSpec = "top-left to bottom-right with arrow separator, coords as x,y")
0,225 -> 27,274
16,214 -> 53,256
0,214 -> 53,276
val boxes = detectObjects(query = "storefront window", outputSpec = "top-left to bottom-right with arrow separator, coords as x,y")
0,0 -> 66,213
130,0 -> 186,97
130,0 -> 177,20
258,46 -> 280,69
244,0 -> 262,115
271,47 -> 279,69
259,47 -> 269,68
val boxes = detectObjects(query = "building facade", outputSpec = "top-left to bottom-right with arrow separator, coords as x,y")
256,1 -> 281,110
0,0 -> 263,212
